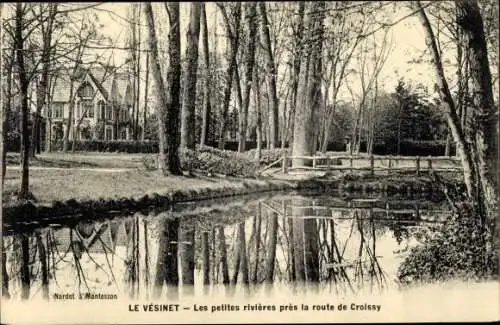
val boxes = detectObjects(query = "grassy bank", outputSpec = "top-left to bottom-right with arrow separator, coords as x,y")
3,167 -> 448,224
2,170 -> 302,225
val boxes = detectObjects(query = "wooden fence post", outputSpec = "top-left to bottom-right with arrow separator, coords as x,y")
350,156 -> 353,174
416,156 -> 420,176
370,155 -> 374,176
312,156 -> 316,169
387,156 -> 392,176
326,156 -> 331,171
427,155 -> 432,173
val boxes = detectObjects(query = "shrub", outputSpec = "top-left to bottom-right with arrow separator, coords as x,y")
193,146 -> 258,177
398,201 -> 498,285
146,146 -> 259,177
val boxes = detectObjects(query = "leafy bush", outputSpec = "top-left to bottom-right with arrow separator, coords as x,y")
398,201 -> 498,285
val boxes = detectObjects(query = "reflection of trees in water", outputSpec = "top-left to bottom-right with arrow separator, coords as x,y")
314,209 -> 389,295
124,217 -> 140,299
2,197 -> 424,300
2,218 -> 139,300
153,217 -> 179,299
3,233 -> 43,300
179,217 -> 195,296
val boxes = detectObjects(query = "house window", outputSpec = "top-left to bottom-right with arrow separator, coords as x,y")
105,126 -> 113,141
105,103 -> 113,120
98,100 -> 105,120
52,103 -> 63,118
78,82 -> 94,98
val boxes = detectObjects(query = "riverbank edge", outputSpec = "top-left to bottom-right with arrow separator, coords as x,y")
2,174 -> 442,224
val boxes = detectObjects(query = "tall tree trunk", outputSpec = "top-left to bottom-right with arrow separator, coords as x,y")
2,46 -> 14,186
200,3 -> 211,147
15,3 -> 30,200
31,4 -> 57,157
416,2 -> 478,200
145,2 -> 182,175
218,3 -> 241,150
62,81 -> 77,152
44,75 -> 56,152
254,68 -> 262,161
130,4 -> 138,140
135,3 -> 141,140
142,52 -> 149,141
288,2 -> 305,149
237,4 -> 257,152
291,2 -> 325,167
321,104 -> 337,153
258,3 -> 279,149
456,0 -> 498,217
234,64 -> 244,138
180,3 -> 201,150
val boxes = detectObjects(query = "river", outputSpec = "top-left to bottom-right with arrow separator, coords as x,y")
2,191 -> 498,322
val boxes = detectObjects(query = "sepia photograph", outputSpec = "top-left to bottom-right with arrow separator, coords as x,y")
1,1 -> 499,324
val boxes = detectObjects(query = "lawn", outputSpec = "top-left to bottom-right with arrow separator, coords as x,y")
3,168 -> 282,204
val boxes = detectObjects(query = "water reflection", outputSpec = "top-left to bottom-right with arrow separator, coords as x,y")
2,194 -> 450,301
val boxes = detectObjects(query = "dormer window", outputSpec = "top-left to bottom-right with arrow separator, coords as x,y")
78,82 -> 94,99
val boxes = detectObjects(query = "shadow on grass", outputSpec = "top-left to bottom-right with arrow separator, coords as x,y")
36,158 -> 99,168
6,155 -> 99,168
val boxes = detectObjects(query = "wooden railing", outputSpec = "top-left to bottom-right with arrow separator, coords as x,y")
275,153 -> 463,175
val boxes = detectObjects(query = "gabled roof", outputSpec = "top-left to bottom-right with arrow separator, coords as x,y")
50,65 -> 131,105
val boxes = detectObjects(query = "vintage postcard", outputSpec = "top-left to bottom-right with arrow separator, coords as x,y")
1,1 -> 499,324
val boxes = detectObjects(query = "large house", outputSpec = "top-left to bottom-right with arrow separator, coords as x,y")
46,66 -> 135,142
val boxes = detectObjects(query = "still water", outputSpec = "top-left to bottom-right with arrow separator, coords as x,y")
2,192 -> 452,301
